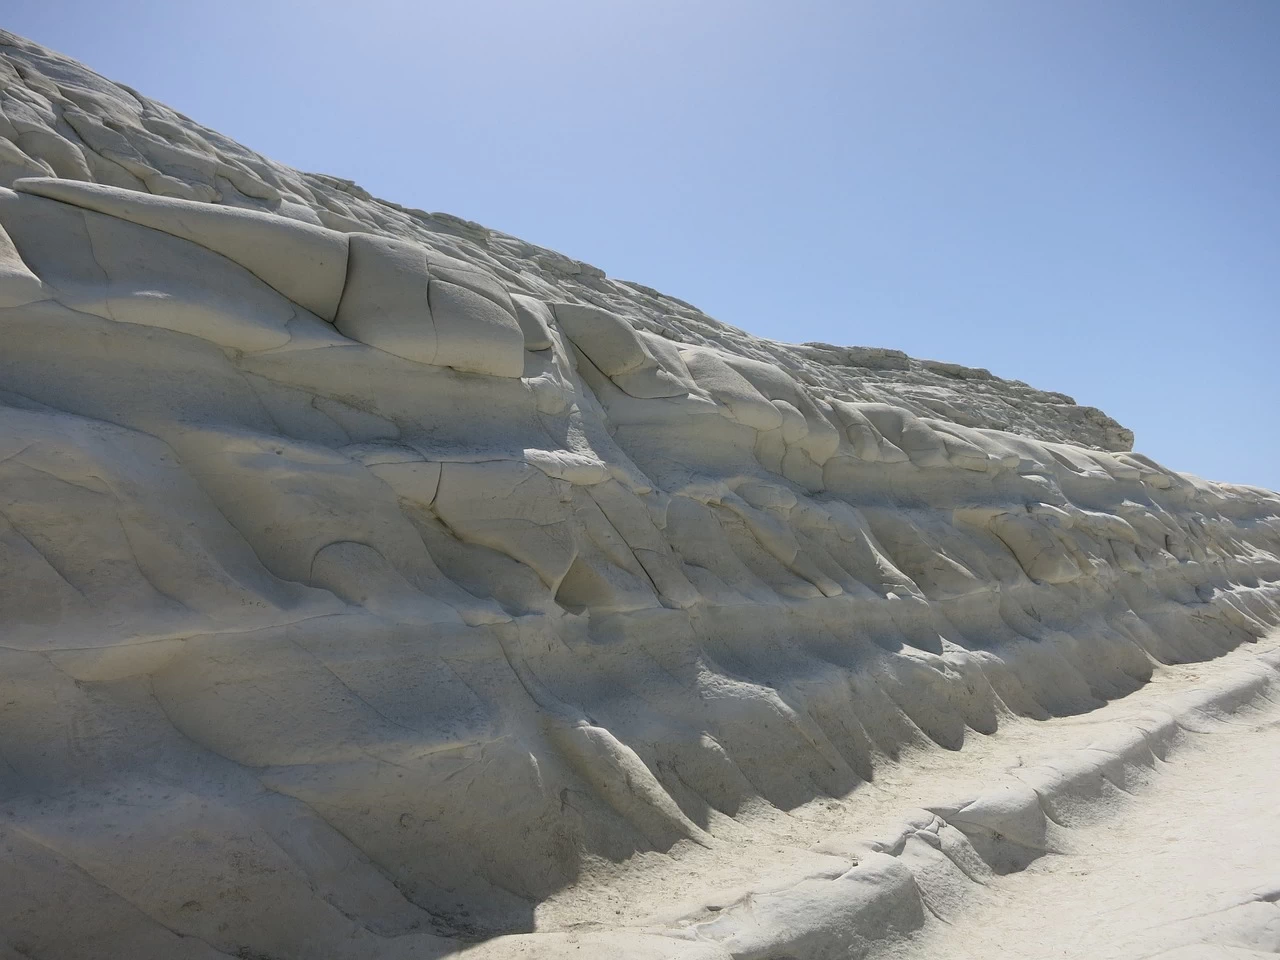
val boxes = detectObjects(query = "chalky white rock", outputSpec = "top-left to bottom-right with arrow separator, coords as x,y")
0,27 -> 1276,960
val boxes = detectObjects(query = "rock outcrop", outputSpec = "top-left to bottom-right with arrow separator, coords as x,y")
0,28 -> 1276,960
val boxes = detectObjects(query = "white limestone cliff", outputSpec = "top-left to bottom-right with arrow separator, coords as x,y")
0,28 -> 1276,960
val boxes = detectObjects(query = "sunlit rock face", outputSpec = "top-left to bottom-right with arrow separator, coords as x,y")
0,27 -> 1277,960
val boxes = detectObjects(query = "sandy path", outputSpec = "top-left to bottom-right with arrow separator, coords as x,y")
531,642 -> 1280,939
888,661 -> 1280,960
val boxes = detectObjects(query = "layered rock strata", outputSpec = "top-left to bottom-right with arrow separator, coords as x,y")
0,28 -> 1276,959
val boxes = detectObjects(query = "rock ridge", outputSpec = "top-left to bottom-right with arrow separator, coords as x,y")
0,27 -> 1273,960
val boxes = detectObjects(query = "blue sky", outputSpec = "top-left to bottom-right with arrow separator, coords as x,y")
8,1 -> 1278,488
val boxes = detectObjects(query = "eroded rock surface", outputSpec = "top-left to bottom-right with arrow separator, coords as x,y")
0,28 -> 1276,960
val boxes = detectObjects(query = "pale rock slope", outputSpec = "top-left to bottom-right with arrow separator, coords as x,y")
0,28 -> 1277,960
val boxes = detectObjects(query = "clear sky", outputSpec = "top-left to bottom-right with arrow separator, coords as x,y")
7,1 -> 1278,488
